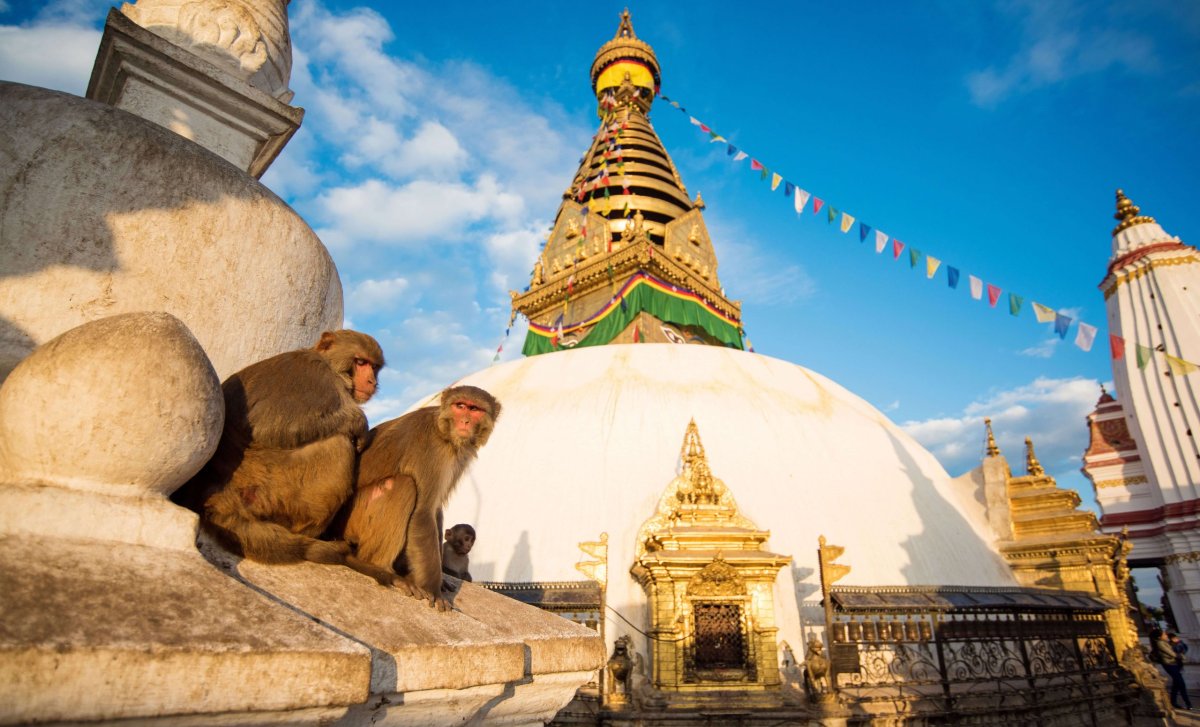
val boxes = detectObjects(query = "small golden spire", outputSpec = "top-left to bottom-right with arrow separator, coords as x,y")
694,191 -> 706,210
681,417 -> 705,464
1024,437 -> 1044,476
1112,188 -> 1155,236
615,8 -> 635,39
984,418 -> 1000,457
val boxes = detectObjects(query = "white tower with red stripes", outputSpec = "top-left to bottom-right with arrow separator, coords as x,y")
1085,190 -> 1200,639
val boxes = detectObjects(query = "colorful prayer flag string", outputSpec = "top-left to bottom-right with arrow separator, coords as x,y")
655,89 -> 1200,372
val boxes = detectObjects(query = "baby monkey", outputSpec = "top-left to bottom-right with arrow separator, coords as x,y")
441,523 -> 475,583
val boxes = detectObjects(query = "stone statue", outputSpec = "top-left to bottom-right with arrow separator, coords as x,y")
606,635 -> 633,698
803,636 -> 832,702
778,641 -> 806,706
629,650 -> 666,711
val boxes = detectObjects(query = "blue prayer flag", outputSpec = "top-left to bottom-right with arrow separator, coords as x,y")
1054,313 -> 1072,339
947,266 -> 960,289
859,223 -> 871,242
784,181 -> 795,197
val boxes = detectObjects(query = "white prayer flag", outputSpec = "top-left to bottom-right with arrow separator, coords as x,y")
969,275 -> 983,300
795,189 -> 811,214
874,229 -> 888,253
1075,322 -> 1098,352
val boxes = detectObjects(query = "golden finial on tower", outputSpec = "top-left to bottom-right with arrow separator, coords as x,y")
1024,437 -> 1045,476
616,8 -> 635,39
694,191 -> 706,210
984,418 -> 1001,457
1112,188 -> 1155,235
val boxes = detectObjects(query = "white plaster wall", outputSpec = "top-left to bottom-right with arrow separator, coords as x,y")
0,82 -> 342,383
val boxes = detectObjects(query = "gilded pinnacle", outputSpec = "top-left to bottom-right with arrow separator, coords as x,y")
984,418 -> 1000,457
1112,188 -> 1155,236
1024,437 -> 1044,476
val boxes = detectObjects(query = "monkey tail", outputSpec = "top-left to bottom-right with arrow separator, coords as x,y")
204,504 -> 345,565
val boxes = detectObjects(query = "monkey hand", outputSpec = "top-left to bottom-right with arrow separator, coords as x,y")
441,575 -> 461,593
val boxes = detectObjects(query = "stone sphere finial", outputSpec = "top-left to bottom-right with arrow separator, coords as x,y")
0,312 -> 224,497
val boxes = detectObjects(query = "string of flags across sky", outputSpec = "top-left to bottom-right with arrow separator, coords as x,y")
656,91 -> 1200,376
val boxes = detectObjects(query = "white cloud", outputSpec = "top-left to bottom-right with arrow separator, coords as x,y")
347,276 -> 411,311
966,0 -> 1160,107
1020,337 -> 1060,358
314,174 -> 524,245
902,376 -> 1108,478
0,23 -> 98,95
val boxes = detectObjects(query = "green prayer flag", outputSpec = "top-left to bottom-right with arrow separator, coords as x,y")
1136,344 -> 1153,369
909,248 -> 920,268
1009,293 -> 1024,316
827,206 -> 837,223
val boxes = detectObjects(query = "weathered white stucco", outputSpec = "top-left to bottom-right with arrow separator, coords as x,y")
0,82 -> 342,384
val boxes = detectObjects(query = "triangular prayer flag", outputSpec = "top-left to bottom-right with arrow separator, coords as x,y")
689,117 -> 702,127
874,229 -> 888,253
733,151 -> 748,162
860,223 -> 871,242
969,275 -> 983,300
750,159 -> 763,171
1054,312 -> 1072,339
760,167 -> 769,181
840,213 -> 855,233
926,256 -> 941,279
699,123 -> 711,134
1032,302 -> 1056,323
1009,293 -> 1024,316
1166,354 -> 1199,375
1075,322 -> 1098,352
947,266 -> 960,289
771,173 -> 782,191
827,206 -> 838,224
1110,334 -> 1125,360
660,94 -> 671,102
727,144 -> 737,156
813,198 -> 825,214
1136,344 -> 1152,369
795,189 -> 810,213
986,284 -> 1001,307
784,181 -> 795,197
909,247 -> 920,268
709,133 -> 726,143
893,239 -> 905,260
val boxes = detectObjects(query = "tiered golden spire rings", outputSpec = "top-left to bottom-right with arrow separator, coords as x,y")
678,419 -> 718,504
1024,437 -> 1045,476
1113,189 -> 1155,236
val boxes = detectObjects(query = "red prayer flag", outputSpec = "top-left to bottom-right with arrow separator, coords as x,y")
1110,334 -> 1125,360
813,198 -> 825,214
699,123 -> 711,134
750,159 -> 763,171
892,239 -> 905,260
986,284 -> 1001,307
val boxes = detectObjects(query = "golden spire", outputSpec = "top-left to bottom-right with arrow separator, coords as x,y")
678,419 -> 719,504
1024,437 -> 1045,476
1112,188 -> 1155,236
984,418 -> 1001,457
694,191 -> 706,210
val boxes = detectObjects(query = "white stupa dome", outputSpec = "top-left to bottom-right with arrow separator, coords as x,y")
437,343 -> 1016,647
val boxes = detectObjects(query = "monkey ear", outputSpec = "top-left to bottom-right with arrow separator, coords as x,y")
315,331 -> 337,352
445,529 -> 453,539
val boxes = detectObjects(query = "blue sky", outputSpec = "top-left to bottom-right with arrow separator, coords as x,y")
3,0 -> 1199,525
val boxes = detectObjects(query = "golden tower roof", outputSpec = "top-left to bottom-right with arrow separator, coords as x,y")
591,8 -> 660,114
1112,188 -> 1156,236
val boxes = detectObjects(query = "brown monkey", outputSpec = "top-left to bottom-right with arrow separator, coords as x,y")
173,330 -> 396,585
441,523 -> 475,583
339,385 -> 500,610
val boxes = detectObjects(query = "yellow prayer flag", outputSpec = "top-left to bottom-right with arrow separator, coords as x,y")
840,213 -> 855,233
1032,302 -> 1056,323
1166,354 -> 1200,375
771,173 -> 782,191
926,256 -> 941,279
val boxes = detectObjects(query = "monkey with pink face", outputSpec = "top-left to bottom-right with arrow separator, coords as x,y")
336,386 -> 500,610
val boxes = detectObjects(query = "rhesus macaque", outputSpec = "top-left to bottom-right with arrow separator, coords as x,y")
339,385 -> 500,610
173,330 -> 396,585
441,523 -> 475,583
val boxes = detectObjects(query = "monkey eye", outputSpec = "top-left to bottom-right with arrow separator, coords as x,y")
354,357 -> 369,367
